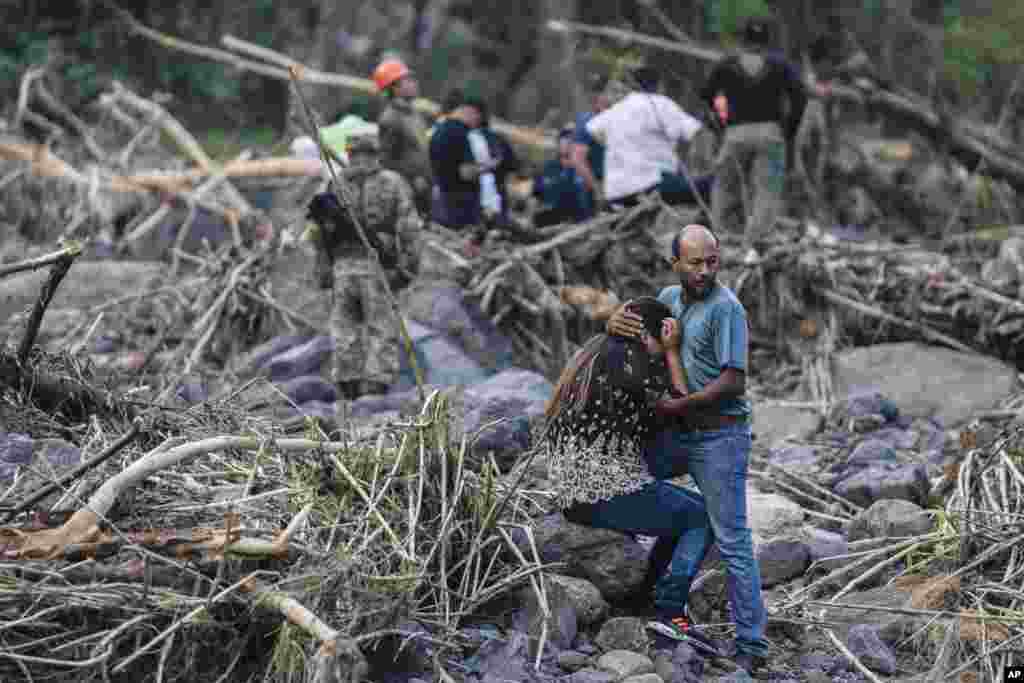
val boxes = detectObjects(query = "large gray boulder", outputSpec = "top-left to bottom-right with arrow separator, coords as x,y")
399,281 -> 515,373
752,405 -> 821,447
524,514 -> 650,602
756,537 -> 811,587
748,492 -> 805,541
547,574 -> 610,627
834,461 -> 929,507
392,320 -> 490,392
831,343 -> 1017,427
847,499 -> 934,542
462,369 -> 553,462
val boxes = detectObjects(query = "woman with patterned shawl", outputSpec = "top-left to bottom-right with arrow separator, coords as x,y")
543,297 -> 719,652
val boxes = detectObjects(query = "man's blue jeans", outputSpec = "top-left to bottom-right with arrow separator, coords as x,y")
564,481 -> 712,616
645,424 -> 768,659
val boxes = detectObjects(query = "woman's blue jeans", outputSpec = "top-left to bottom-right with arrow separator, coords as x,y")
564,481 -> 712,617
645,423 -> 768,659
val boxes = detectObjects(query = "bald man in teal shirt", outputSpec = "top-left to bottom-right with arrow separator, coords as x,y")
607,221 -> 767,674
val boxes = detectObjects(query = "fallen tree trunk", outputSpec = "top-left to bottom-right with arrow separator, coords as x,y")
112,7 -> 555,152
0,141 -> 322,193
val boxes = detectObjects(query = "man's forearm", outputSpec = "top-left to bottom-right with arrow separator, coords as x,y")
666,351 -> 688,396
686,370 -> 744,409
657,369 -> 744,417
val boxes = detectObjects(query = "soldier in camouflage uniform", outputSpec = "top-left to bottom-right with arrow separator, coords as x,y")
307,134 -> 423,399
373,59 -> 433,215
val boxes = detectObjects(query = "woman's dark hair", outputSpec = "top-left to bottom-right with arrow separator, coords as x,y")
624,296 -> 672,338
546,297 -> 670,419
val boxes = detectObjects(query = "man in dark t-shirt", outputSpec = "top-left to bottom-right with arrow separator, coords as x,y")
701,18 -> 806,262
429,94 -> 485,230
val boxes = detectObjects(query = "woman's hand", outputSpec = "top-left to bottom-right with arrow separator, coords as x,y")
660,318 -> 681,349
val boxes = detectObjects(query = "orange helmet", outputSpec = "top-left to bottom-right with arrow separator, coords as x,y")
372,59 -> 410,92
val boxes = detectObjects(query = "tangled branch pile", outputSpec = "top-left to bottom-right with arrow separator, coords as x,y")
0,361 -> 547,682
707,224 -> 1024,368
764,409 -> 1024,682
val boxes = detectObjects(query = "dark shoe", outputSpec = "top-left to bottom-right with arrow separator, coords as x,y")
733,652 -> 766,675
645,615 -> 721,658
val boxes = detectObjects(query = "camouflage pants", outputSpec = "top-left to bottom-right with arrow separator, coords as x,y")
329,258 -> 400,386
711,123 -> 787,249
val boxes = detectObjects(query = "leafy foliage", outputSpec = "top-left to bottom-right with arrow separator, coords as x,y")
943,2 -> 1024,96
703,0 -> 773,38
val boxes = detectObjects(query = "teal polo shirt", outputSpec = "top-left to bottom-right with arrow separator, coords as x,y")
657,283 -> 752,418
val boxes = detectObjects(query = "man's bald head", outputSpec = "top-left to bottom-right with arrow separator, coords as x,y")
671,223 -> 721,300
671,223 -> 720,260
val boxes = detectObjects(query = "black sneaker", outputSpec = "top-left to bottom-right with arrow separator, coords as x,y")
645,615 -> 721,658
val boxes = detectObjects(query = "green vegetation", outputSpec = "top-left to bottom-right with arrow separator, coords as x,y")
943,2 -> 1024,96
0,31 -> 123,102
703,0 -> 773,39
198,126 -> 283,161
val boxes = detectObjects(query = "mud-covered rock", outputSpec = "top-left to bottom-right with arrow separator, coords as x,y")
595,618 -> 650,654
847,499 -> 934,542
266,335 -> 334,382
756,537 -> 811,587
522,514 -> 650,602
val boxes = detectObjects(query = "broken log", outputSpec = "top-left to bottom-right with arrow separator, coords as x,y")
0,141 -> 322,194
110,7 -> 555,152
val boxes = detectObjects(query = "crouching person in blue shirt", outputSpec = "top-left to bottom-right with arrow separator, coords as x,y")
533,127 -> 592,227
607,220 -> 769,675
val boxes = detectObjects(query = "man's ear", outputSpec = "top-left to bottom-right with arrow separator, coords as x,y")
669,256 -> 683,273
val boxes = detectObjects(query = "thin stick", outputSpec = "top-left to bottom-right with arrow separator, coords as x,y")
806,600 -> 1024,623
825,629 -> 885,683
0,245 -> 82,280
17,245 -> 81,365
237,286 -> 319,330
33,80 -> 106,162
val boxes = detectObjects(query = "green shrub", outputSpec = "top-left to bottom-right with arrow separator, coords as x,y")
703,0 -> 772,39
199,126 -> 280,161
943,2 -> 1024,97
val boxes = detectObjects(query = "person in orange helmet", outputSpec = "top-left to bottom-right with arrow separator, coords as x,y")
373,58 -> 433,215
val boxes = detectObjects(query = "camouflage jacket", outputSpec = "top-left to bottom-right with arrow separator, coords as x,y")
314,162 -> 423,282
377,98 -> 432,184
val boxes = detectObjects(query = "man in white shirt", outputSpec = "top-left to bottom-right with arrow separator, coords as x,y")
586,67 -> 712,208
